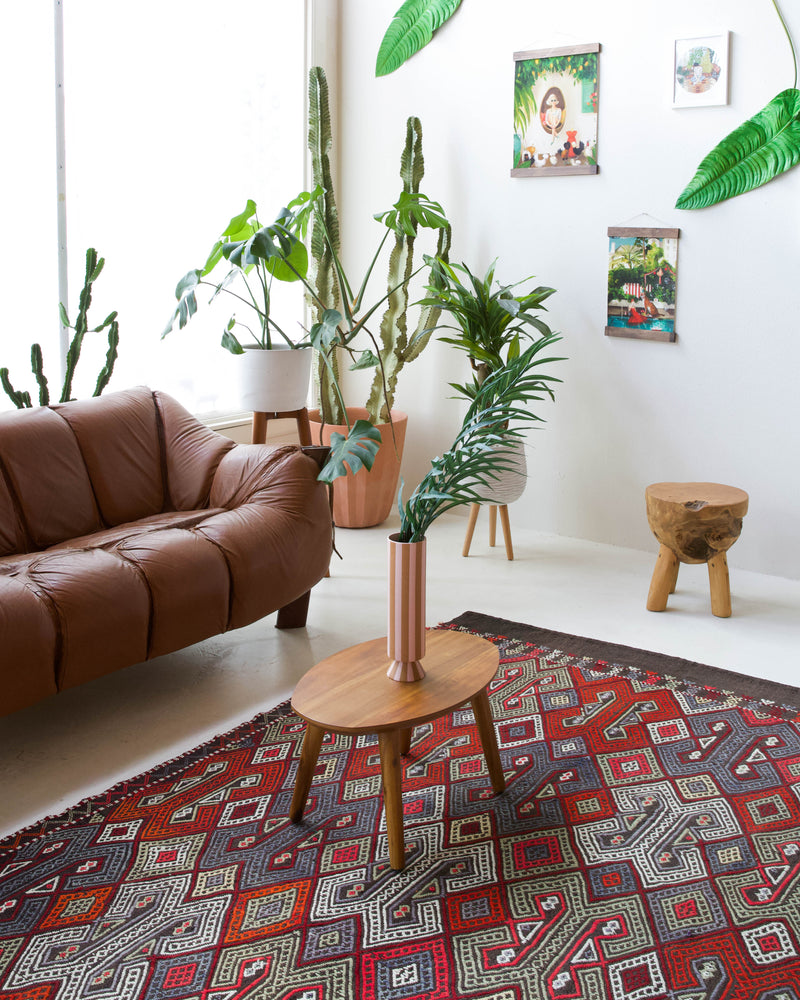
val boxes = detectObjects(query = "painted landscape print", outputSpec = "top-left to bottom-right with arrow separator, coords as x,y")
606,228 -> 679,342
512,43 -> 599,177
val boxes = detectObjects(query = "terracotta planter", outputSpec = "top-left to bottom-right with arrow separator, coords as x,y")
237,345 -> 312,412
308,408 -> 407,528
387,533 -> 426,682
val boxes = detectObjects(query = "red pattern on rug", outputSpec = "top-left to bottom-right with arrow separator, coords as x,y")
1,616 -> 800,999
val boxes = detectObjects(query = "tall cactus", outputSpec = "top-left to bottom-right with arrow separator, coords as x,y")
366,117 -> 451,423
0,247 -> 119,409
307,66 -> 344,425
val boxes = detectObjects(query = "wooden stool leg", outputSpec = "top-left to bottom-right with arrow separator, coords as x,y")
463,503 -> 480,557
379,729 -> 406,870
647,544 -> 680,612
471,690 -> 505,794
296,408 -> 312,446
708,552 -> 732,618
498,505 -> 514,561
251,411 -> 267,444
289,724 -> 325,822
667,557 -> 680,594
488,505 -> 497,547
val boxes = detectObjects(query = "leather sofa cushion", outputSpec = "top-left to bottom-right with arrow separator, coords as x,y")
0,467 -> 27,556
52,386 -> 166,526
154,390 -> 235,510
0,575 -> 58,711
22,547 -> 151,691
0,406 -> 101,550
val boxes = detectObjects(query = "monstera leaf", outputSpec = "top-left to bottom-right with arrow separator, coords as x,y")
676,88 -> 800,209
376,0 -> 462,77
318,420 -> 382,484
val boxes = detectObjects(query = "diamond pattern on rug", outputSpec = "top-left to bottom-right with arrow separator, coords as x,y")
1,615 -> 800,999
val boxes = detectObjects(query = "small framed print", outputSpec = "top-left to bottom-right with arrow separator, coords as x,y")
672,32 -> 730,108
512,43 -> 599,176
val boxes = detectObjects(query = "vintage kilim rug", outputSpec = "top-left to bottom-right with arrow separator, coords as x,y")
2,612 -> 800,1000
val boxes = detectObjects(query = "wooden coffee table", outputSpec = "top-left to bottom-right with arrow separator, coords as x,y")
289,629 -> 505,870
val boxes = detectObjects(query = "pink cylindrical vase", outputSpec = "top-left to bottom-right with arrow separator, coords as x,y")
387,533 -> 426,682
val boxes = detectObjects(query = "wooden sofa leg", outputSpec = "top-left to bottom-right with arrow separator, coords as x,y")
276,590 -> 311,629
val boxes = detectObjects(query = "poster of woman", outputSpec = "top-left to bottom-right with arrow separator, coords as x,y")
512,43 -> 599,177
606,227 -> 680,342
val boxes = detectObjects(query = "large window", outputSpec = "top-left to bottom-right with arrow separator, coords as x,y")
1,1 -> 307,416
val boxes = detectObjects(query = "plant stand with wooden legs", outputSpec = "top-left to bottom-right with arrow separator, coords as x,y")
463,503 -> 514,560
251,408 -> 313,446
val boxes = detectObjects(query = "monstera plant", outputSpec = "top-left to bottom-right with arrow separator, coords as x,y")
676,0 -> 799,209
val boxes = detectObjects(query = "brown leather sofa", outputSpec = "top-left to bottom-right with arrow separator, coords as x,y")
0,386 -> 333,716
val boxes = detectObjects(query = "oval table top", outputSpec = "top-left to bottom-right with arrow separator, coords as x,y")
291,630 -> 499,734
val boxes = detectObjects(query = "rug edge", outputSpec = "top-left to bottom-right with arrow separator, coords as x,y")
443,611 -> 800,709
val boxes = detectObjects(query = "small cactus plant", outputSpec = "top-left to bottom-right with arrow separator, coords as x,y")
1,247 -> 119,408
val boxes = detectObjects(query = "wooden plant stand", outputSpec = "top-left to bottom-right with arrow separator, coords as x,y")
251,408 -> 312,445
289,630 -> 505,870
645,482 -> 749,618
463,503 -> 514,560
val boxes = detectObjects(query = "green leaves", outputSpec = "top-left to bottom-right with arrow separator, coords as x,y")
374,191 -> 449,236
376,0 -> 463,77
396,337 -> 565,541
317,420 -> 383,484
676,88 -> 800,209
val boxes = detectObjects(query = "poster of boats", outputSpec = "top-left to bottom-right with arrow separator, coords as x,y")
512,43 -> 599,177
606,227 -> 680,342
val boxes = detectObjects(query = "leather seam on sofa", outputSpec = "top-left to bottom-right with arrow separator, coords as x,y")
112,545 -> 158,659
0,453 -> 33,552
51,406 -> 107,530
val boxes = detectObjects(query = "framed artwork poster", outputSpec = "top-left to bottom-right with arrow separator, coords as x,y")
512,43 -> 599,177
672,32 -> 730,108
606,227 -> 680,342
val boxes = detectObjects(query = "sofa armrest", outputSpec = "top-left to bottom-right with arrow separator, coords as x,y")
209,444 -> 325,511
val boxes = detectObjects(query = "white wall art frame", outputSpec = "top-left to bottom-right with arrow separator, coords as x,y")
672,32 -> 730,108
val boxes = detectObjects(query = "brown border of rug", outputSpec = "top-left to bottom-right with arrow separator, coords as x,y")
447,611 -> 800,710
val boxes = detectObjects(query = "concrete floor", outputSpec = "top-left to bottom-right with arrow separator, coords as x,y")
2,513 -> 799,841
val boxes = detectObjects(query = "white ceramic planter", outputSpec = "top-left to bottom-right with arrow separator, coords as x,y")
237,345 -> 312,412
476,437 -> 528,505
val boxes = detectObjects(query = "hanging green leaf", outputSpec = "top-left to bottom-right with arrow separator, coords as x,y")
376,0 -> 463,77
676,88 -> 800,209
317,420 -> 382,483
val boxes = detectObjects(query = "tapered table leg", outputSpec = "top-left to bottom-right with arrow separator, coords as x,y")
471,690 -> 505,794
498,505 -> 514,561
489,505 -> 497,547
379,729 -> 405,870
462,503 -> 480,557
289,723 -> 325,822
399,727 -> 413,755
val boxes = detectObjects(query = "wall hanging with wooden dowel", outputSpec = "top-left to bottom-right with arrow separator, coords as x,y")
605,226 -> 680,343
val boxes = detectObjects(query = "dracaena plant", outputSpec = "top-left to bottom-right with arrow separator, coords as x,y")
419,257 -> 560,400
676,0 -> 799,209
162,194 -> 317,352
396,337 -> 565,542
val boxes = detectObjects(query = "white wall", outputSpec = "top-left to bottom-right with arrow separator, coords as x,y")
334,0 -> 800,580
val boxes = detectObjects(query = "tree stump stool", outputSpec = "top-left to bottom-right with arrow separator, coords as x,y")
645,482 -> 749,618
